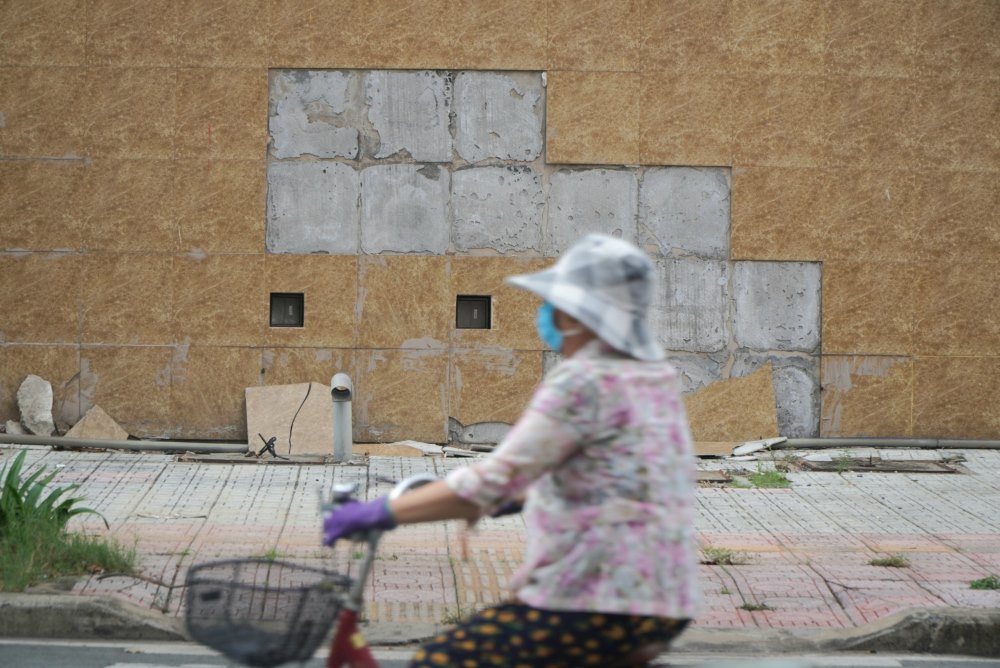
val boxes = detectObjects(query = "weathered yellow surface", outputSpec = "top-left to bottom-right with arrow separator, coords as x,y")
685,364 -> 779,442
1,0 -> 996,439
821,356 -> 914,438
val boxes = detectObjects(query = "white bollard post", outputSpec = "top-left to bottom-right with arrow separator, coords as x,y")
330,373 -> 353,463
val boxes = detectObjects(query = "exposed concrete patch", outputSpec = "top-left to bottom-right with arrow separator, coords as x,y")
56,370 -> 83,431
542,351 -> 561,376
366,70 -> 451,162
733,353 -> 820,438
269,70 -> 360,159
667,351 -> 728,394
546,169 -> 638,255
453,72 -> 543,163
361,164 -> 450,253
448,417 -> 511,445
639,167 -> 730,259
452,166 -> 544,253
266,161 -> 360,254
653,258 -> 729,353
733,261 -> 821,353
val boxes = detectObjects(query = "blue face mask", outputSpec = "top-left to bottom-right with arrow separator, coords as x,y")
536,303 -> 563,351
536,303 -> 582,352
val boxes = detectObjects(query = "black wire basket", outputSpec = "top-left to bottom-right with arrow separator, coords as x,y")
185,558 -> 352,668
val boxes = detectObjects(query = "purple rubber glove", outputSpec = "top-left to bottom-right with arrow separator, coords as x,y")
322,497 -> 396,546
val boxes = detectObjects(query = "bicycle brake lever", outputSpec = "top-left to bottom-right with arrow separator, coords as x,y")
320,482 -> 359,513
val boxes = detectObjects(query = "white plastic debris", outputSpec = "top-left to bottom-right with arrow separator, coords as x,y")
392,440 -> 444,456
732,437 -> 787,457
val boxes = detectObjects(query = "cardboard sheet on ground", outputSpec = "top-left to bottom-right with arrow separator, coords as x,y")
245,383 -> 333,456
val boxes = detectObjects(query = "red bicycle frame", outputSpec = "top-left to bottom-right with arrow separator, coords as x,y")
324,475 -> 436,668
326,607 -> 378,668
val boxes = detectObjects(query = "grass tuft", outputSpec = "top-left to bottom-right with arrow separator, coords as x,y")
747,469 -> 791,488
701,546 -> 750,566
970,574 -> 1000,590
261,546 -> 282,562
868,554 -> 910,568
739,602 -> 771,612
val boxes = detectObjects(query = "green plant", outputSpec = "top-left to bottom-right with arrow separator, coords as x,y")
835,450 -> 853,474
261,546 -> 281,562
0,451 -> 136,591
1,451 -> 102,533
441,607 -> 464,625
747,469 -> 791,489
719,586 -> 732,595
868,554 -> 910,568
352,550 -> 365,560
739,602 -> 771,612
701,547 -> 750,566
970,574 -> 1000,590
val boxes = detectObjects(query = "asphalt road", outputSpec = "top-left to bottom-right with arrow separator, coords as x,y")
2,640 -> 1000,668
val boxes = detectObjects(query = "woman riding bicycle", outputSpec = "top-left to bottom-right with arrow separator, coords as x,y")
323,234 -> 701,667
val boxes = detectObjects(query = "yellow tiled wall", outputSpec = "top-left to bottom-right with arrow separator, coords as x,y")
1,0 -> 998,440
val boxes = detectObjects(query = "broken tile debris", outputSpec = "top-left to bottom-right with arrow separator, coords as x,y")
16,374 -> 56,436
65,405 -> 130,441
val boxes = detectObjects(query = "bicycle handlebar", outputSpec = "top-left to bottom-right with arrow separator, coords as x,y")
388,473 -> 437,500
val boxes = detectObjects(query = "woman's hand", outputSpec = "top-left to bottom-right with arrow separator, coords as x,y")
322,497 -> 396,546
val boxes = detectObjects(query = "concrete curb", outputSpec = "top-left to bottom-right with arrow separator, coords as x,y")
2,594 -> 999,658
0,594 -> 184,641
674,608 -> 1000,658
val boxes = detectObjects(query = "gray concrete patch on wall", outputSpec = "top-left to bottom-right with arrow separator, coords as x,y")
733,261 -> 821,353
269,70 -> 360,159
452,166 -> 544,253
453,72 -> 544,163
542,351 -> 561,376
732,353 -> 820,438
665,351 -> 729,394
546,169 -> 638,255
639,167 -> 730,260
360,164 -> 450,254
366,70 -> 451,162
653,258 -> 729,353
264,68 -> 824,439
266,161 -> 360,254
448,417 -> 512,445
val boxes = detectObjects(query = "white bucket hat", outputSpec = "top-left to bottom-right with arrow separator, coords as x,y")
507,234 -> 664,362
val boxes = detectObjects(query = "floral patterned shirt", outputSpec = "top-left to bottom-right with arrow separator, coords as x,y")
446,340 -> 701,619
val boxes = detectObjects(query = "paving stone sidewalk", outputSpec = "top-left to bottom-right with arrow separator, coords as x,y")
3,445 -> 1000,636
